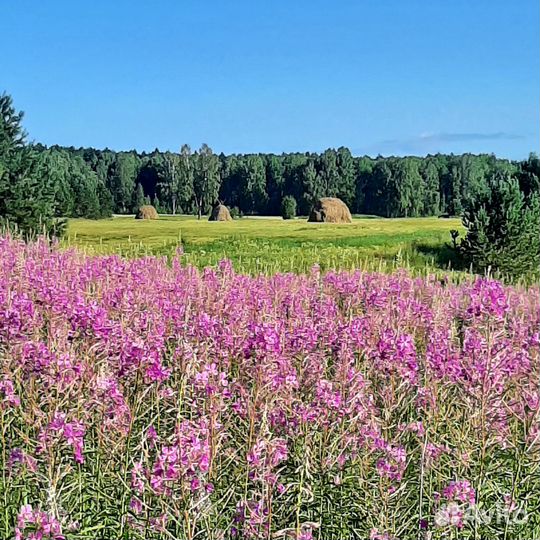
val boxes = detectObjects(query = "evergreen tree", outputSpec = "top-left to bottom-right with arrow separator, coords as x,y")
518,153 -> 540,196
219,154 -> 243,211
281,195 -> 297,220
459,172 -> 540,279
0,92 -> 25,158
354,157 -> 373,213
283,153 -> 309,212
0,93 -> 62,236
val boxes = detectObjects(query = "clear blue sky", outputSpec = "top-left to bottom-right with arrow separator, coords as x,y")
1,0 -> 538,159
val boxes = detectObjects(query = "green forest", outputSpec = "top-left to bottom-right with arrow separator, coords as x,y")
29,143 -> 540,219
1,92 -> 539,223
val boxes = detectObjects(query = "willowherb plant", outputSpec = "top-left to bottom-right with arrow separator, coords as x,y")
0,235 -> 539,539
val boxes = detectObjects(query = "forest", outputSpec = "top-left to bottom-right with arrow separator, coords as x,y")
26,142 -> 540,220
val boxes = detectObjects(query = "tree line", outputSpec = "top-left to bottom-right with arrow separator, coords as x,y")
25,142 -> 539,221
1,91 -> 539,226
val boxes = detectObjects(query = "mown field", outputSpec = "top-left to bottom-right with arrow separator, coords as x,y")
65,216 -> 463,275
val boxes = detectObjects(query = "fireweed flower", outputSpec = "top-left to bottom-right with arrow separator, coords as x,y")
373,330 -> 419,385
15,504 -> 64,540
247,437 -> 288,478
129,497 -> 143,515
442,480 -> 476,505
434,502 -> 465,528
146,424 -> 158,444
424,442 -> 449,466
131,461 -> 146,494
8,448 -> 37,474
37,413 -> 86,464
376,444 -> 407,482
0,237 -> 539,539
0,377 -> 20,408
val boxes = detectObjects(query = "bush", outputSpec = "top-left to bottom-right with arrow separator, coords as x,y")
459,173 -> 540,279
280,195 -> 297,220
229,206 -> 242,219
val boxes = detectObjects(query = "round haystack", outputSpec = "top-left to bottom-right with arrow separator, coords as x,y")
135,205 -> 159,220
209,204 -> 232,222
307,197 -> 352,223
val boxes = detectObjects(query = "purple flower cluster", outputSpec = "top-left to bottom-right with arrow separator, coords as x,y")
0,235 -> 539,539
15,505 -> 64,540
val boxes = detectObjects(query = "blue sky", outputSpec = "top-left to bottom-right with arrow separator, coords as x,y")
1,0 -> 538,159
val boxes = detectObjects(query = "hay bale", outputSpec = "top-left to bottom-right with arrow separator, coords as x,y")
307,197 -> 352,223
135,205 -> 159,220
209,204 -> 232,222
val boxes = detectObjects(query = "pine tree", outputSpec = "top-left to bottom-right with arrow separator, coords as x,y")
0,93 -> 62,236
0,92 -> 25,159
459,172 -> 540,279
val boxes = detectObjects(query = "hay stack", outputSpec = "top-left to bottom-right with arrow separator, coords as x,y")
209,204 -> 232,222
307,197 -> 352,223
135,205 -> 159,220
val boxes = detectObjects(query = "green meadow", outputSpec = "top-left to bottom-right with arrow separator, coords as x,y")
65,215 -> 464,276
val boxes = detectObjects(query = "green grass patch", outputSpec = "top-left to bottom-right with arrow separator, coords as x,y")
64,215 -> 465,276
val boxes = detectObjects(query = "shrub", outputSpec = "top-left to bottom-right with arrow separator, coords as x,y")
229,206 -> 242,219
459,172 -> 540,279
280,195 -> 297,220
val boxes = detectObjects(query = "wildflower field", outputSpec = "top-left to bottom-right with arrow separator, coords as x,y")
1,234 -> 539,539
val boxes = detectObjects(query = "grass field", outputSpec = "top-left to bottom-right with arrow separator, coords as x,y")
65,215 -> 464,275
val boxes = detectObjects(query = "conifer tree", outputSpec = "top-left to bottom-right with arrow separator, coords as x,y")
0,93 -> 62,236
459,172 -> 540,279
